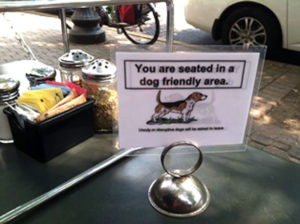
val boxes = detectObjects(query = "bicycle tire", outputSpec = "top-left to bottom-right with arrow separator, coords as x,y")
118,4 -> 160,45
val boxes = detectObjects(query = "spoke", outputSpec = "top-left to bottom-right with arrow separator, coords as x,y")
253,31 -> 266,38
253,26 -> 264,34
243,43 -> 251,48
253,39 -> 262,45
244,18 -> 249,30
233,23 -> 243,32
231,28 -> 239,34
230,37 -> 242,43
248,18 -> 254,31
234,40 -> 245,45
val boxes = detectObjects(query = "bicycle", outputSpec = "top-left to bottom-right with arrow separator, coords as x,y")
96,4 -> 160,45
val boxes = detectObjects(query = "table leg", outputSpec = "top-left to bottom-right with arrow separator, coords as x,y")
166,0 -> 174,52
59,8 -> 70,53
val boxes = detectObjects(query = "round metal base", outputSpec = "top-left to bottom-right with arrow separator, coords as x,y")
0,139 -> 14,144
69,27 -> 106,44
148,174 -> 210,218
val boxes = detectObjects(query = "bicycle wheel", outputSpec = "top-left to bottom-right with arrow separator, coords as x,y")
119,4 -> 160,45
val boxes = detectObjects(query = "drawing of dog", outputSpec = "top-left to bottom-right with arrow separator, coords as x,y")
151,91 -> 207,122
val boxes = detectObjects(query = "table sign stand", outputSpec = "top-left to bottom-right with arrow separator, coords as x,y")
148,141 -> 210,217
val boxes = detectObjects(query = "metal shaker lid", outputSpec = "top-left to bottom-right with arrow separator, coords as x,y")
58,49 -> 94,69
81,59 -> 116,82
0,75 -> 20,94
0,75 -> 20,103
26,63 -> 56,79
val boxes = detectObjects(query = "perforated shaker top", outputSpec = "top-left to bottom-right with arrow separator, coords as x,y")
0,75 -> 20,103
81,59 -> 116,82
59,49 -> 94,68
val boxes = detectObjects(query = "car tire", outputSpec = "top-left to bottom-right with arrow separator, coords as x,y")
221,6 -> 281,52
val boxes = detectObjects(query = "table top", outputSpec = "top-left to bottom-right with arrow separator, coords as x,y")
0,134 -> 299,224
0,0 -> 170,11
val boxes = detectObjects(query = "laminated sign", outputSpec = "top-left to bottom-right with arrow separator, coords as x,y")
116,52 -> 260,148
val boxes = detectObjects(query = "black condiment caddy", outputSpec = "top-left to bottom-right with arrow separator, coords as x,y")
4,98 -> 95,162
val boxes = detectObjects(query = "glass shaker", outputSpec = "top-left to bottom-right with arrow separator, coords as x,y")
81,59 -> 118,133
0,76 -> 20,143
58,49 -> 94,85
26,63 -> 56,87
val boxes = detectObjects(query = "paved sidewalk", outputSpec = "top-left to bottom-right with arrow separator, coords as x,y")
249,61 -> 300,163
0,12 -> 299,163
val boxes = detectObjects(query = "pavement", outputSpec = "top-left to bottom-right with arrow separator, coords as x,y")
0,11 -> 299,163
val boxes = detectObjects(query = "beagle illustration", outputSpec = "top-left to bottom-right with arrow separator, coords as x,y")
151,91 -> 207,122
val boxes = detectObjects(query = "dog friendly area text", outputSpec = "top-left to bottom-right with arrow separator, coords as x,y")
125,60 -> 246,89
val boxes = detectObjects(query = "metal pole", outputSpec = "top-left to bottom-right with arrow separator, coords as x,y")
0,147 -> 142,224
59,8 -> 70,52
166,0 -> 174,52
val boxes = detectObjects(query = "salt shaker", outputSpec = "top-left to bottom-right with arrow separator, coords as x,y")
58,49 -> 94,85
26,63 -> 56,87
0,76 -> 20,143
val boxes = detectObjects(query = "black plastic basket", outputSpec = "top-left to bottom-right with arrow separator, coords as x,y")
3,98 -> 95,162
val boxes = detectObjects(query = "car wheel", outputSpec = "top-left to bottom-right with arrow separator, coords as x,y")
221,7 -> 281,51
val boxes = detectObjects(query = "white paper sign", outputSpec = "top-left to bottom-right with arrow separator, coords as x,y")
116,52 -> 260,148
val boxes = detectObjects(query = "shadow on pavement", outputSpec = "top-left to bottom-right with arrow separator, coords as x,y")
267,49 -> 300,66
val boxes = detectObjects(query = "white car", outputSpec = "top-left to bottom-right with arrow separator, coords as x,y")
185,0 -> 300,52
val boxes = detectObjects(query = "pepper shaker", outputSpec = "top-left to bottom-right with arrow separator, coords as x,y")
81,59 -> 118,133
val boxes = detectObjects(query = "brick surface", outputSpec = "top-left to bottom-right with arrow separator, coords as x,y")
259,74 -> 300,101
251,133 -> 274,146
264,145 -> 291,161
272,140 -> 291,152
289,147 -> 300,161
248,140 -> 265,150
0,12 -> 133,66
